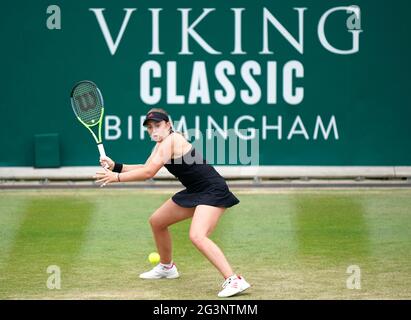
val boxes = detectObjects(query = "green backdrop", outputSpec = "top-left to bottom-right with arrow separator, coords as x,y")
1,0 -> 410,166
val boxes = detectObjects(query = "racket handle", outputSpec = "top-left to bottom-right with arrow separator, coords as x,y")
97,143 -> 106,158
97,144 -> 110,169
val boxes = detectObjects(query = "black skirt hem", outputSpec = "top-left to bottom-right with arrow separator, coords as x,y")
171,189 -> 240,209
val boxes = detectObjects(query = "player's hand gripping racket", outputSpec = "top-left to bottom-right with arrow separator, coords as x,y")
70,80 -> 109,168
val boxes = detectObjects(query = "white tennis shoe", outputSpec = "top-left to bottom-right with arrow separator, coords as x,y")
218,275 -> 251,298
139,263 -> 180,279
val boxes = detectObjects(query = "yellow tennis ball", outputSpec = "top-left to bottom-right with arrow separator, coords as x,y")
148,252 -> 160,265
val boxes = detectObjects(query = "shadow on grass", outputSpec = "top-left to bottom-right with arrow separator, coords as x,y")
1,197 -> 94,296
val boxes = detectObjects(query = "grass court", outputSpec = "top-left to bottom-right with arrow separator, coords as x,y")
0,188 -> 410,299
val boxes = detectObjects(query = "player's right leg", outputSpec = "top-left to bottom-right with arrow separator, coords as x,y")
139,198 -> 195,280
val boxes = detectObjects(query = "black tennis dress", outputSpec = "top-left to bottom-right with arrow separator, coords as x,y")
164,146 -> 240,208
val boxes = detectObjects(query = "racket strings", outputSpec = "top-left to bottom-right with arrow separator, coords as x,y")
72,83 -> 103,125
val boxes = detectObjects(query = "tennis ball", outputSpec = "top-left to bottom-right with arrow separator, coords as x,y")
148,252 -> 160,265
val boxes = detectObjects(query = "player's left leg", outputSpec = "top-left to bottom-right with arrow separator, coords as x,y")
189,205 -> 232,277
189,205 -> 250,297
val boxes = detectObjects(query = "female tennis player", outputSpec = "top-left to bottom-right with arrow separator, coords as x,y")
94,108 -> 250,298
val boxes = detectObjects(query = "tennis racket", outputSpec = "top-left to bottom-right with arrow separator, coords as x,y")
70,80 -> 108,160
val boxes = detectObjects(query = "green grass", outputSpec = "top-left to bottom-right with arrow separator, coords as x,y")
0,188 -> 410,299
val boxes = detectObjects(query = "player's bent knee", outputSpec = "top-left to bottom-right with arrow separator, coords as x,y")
189,232 -> 206,247
149,214 -> 165,230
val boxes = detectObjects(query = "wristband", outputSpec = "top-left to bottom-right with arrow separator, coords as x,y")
113,162 -> 123,173
117,173 -> 121,182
